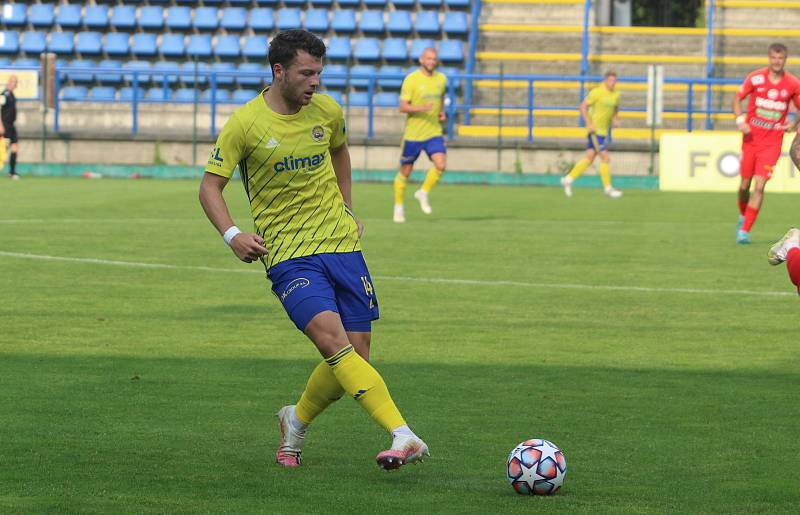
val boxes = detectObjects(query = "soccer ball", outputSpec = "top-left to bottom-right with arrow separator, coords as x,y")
506,439 -> 567,495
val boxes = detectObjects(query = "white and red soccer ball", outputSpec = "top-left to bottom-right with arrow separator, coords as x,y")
506,439 -> 567,495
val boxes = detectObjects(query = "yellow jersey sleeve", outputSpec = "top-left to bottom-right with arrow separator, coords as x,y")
328,98 -> 347,149
205,112 -> 246,178
399,73 -> 416,103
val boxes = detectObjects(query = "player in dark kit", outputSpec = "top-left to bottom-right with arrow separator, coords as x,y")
1,75 -> 20,180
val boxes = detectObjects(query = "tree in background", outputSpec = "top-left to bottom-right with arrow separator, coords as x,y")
631,0 -> 703,27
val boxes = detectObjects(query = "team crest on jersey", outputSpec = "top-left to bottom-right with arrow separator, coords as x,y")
781,89 -> 789,98
311,125 -> 324,142
768,89 -> 779,100
751,74 -> 765,86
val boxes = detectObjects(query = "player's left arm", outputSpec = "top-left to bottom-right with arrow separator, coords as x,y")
330,142 -> 364,237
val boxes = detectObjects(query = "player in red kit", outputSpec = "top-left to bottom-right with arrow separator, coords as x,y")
733,43 -> 800,244
765,133 -> 800,295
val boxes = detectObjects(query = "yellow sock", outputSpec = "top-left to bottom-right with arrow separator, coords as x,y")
326,344 -> 406,433
567,158 -> 591,180
295,360 -> 345,425
421,167 -> 442,193
599,162 -> 611,189
393,173 -> 407,205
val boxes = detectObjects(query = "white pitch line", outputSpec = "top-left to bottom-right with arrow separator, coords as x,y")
0,250 -> 794,297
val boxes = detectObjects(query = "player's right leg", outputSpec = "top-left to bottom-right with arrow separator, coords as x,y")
562,147 -> 596,197
394,142 -> 420,223
598,149 -> 622,198
737,148 -> 756,241
767,228 -> 800,294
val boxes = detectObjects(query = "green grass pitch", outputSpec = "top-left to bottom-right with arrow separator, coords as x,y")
1,178 -> 799,513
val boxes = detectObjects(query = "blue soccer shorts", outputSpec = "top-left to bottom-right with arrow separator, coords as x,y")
267,251 -> 379,333
400,136 -> 447,165
587,133 -> 609,152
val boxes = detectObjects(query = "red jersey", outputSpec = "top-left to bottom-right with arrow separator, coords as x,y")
737,68 -> 800,145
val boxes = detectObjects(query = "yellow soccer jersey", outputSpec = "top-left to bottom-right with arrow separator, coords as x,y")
400,69 -> 447,142
205,90 -> 360,269
585,85 -> 621,137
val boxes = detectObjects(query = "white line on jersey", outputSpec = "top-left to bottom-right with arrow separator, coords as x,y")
0,250 -> 793,298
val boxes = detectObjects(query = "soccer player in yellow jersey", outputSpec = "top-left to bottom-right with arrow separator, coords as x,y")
199,30 -> 428,470
560,71 -> 623,199
393,48 -> 448,223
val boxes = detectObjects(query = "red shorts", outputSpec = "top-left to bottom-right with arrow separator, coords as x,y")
740,140 -> 781,180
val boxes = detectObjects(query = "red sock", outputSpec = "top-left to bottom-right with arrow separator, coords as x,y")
738,199 -> 748,216
787,248 -> 800,289
741,206 -> 759,232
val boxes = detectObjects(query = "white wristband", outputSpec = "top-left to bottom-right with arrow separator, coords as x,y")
223,226 -> 241,246
736,114 -> 747,125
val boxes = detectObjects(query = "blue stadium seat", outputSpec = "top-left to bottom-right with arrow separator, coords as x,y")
393,0 -> 416,8
111,6 -> 136,30
120,86 -> 146,102
354,38 -> 380,61
194,7 -> 219,31
222,7 -> 247,31
331,10 -> 356,33
364,0 -> 386,6
382,38 -> 408,62
146,87 -> 170,102
151,61 -> 180,85
303,9 -> 329,33
30,4 -> 55,28
90,86 -> 117,101
415,12 -> 440,35
284,0 -> 307,5
0,32 -> 19,54
49,32 -> 74,55
1,4 -> 26,27
310,0 -> 334,6
321,64 -> 347,89
132,33 -> 157,57
123,61 -> 152,84
327,37 -> 351,61
76,32 -> 102,56
443,12 -> 468,36
166,7 -> 192,31
84,6 -> 110,30
66,60 -> 95,83
181,62 -> 209,85
387,11 -> 412,35
174,88 -> 199,102
419,0 -> 443,7
97,60 -> 123,84
250,8 -> 274,32
56,4 -> 82,29
322,89 -> 343,105
439,40 -> 464,63
215,35 -> 240,58
22,31 -> 47,55
61,86 -> 88,101
13,57 -> 38,69
237,62 -> 270,87
446,0 -> 470,7
338,0 -> 360,6
378,65 -> 405,89
104,33 -> 129,56
349,64 -> 376,88
375,92 -> 400,107
187,34 -> 212,58
202,88 -> 231,103
360,11 -> 385,34
276,8 -> 301,30
347,91 -> 370,107
0,57 -> 9,67
211,61 -> 236,85
256,0 -> 280,4
242,36 -> 267,59
439,66 -> 461,89
229,0 -> 253,4
202,0 -> 224,4
139,7 -> 165,30
160,34 -> 185,58
233,89 -> 258,103
411,39 -> 435,60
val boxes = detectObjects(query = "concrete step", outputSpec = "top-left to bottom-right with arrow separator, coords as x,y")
714,6 -> 800,29
467,113 -> 726,131
480,3 -> 591,26
475,59 -> 582,76
479,31 -> 585,53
